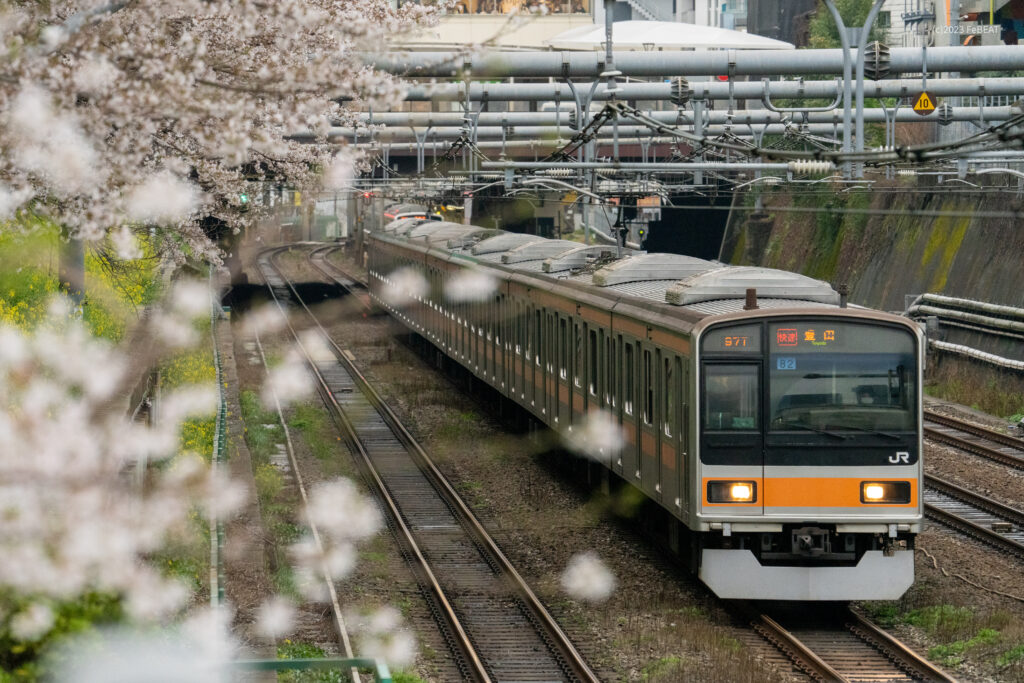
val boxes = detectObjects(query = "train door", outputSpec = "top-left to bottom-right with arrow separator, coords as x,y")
494,295 -> 504,391
700,361 -> 764,513
557,315 -> 571,429
533,308 -> 545,416
571,320 -> 585,429
658,353 -> 682,508
639,344 -> 659,497
620,338 -> 640,484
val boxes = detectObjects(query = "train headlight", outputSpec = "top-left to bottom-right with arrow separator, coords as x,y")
860,481 -> 911,504
707,480 -> 757,503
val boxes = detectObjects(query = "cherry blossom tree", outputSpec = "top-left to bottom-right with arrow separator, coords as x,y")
0,0 -> 435,271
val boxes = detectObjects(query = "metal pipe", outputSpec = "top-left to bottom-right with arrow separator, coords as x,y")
907,293 -> 1024,323
929,340 -> 1024,372
481,161 -> 805,171
364,46 -> 1024,79
346,106 -> 1015,128
390,76 -> 1024,103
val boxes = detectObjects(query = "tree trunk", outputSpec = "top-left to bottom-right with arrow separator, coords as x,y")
59,227 -> 85,306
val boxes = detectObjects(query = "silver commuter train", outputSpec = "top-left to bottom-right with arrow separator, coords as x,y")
366,218 -> 924,601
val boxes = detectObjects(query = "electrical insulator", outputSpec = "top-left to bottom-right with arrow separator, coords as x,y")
788,160 -> 834,175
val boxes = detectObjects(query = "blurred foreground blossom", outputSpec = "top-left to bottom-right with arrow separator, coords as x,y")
52,625 -> 232,683
261,352 -> 314,409
561,552 -> 616,603
351,607 -> 417,669
445,269 -> 497,303
240,302 -> 288,338
306,479 -> 383,543
255,596 -> 296,640
0,297 -> 231,643
563,410 -> 625,466
381,267 -> 429,308
125,171 -> 200,226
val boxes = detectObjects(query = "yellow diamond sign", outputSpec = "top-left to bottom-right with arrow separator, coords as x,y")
913,91 -> 936,115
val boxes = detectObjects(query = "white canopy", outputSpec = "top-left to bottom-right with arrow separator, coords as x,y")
545,20 -> 794,51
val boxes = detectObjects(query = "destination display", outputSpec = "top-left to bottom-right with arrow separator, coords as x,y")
772,325 -> 842,350
702,324 -> 761,353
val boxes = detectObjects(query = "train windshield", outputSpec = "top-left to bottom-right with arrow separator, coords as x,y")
768,322 -> 917,433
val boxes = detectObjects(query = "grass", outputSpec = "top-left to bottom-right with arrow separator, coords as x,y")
863,601 -> 1024,673
275,641 -> 427,683
240,390 -> 283,465
288,402 -> 345,467
925,361 -> 1024,421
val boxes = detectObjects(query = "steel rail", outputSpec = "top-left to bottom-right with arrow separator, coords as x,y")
265,247 -> 600,683
747,610 -> 844,682
924,413 -> 1024,471
925,410 -> 1024,453
924,482 -> 1024,561
257,247 -> 491,682
843,608 -> 957,682
305,245 -> 601,683
926,474 -> 1024,529
744,603 -> 956,682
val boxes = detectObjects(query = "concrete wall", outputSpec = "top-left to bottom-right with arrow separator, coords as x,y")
721,180 -> 1024,363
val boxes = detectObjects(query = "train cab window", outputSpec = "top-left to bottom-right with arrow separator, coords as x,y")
643,350 -> 654,425
624,343 -> 634,415
664,356 -> 673,437
704,364 -> 760,431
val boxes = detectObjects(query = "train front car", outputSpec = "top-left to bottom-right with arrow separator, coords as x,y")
694,310 -> 923,601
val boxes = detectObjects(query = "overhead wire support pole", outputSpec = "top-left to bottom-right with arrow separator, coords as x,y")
823,0 -> 853,178
855,0 -> 886,178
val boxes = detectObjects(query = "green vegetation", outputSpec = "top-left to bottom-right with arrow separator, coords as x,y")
925,363 -> 1024,421
289,403 -> 342,465
241,390 -> 283,464
276,641 -> 342,683
864,602 -> 1024,672
807,0 -> 884,49
239,391 -> 301,597
0,216 -> 159,339
0,593 -> 123,681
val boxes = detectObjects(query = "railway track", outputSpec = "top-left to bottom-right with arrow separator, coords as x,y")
310,243 -> 959,683
257,246 -> 598,683
924,410 -> 1024,470
924,474 -> 1024,560
747,603 -> 955,682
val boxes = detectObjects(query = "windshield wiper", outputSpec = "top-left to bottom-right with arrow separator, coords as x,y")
827,422 -> 904,441
776,420 -> 850,440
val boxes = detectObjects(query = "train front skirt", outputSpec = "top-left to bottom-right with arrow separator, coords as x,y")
699,548 -> 914,601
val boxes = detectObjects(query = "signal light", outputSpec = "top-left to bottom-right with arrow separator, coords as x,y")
239,193 -> 249,204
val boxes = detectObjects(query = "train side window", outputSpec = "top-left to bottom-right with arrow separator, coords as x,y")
664,356 -> 674,437
643,349 -> 654,426
588,329 -> 598,396
624,343 -> 634,415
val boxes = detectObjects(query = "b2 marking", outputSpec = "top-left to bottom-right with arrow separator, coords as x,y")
888,451 -> 910,464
